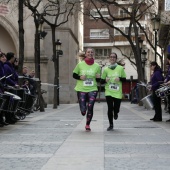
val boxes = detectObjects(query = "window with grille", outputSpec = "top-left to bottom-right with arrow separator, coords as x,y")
90,8 -> 109,18
90,29 -> 109,39
115,25 -> 145,35
95,48 -> 111,59
119,9 -> 128,18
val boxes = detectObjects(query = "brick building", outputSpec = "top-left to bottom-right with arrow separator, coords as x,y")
83,0 -> 157,99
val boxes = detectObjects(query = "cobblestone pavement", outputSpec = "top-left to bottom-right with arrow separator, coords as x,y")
0,102 -> 170,170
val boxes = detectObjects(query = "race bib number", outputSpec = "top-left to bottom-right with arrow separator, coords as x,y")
83,78 -> 94,86
109,83 -> 119,91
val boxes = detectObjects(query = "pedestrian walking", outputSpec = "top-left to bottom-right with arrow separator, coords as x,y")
73,48 -> 101,131
101,52 -> 126,131
149,61 -> 164,121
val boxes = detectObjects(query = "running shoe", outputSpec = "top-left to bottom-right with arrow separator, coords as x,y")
107,126 -> 113,131
81,111 -> 86,116
85,125 -> 91,131
114,113 -> 118,120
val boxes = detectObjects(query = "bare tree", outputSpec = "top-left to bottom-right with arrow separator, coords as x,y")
24,0 -> 80,108
83,0 -> 160,100
24,0 -> 42,79
42,0 -> 80,108
18,0 -> 24,75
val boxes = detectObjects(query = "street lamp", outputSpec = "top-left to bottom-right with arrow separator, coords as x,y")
141,49 -> 147,64
38,17 -> 47,39
138,36 -> 143,49
55,39 -> 62,51
55,39 -> 63,105
38,18 -> 43,33
141,49 -> 147,82
138,37 -> 148,81
141,50 -> 147,62
151,15 -> 160,62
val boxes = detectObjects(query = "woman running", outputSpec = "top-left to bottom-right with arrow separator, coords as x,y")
101,52 -> 126,131
73,48 -> 101,131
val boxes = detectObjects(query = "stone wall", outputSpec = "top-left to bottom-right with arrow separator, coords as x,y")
0,1 -> 83,104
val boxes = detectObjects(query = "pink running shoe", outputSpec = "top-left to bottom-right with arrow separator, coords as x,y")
85,125 -> 91,131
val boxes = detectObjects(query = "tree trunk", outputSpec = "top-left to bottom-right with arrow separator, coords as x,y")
34,19 -> 40,79
51,26 -> 58,109
131,15 -> 147,102
18,0 -> 24,76
135,50 -> 147,103
34,16 -> 44,112
57,52 -> 59,105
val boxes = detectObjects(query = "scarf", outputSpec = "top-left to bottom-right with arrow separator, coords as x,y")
108,63 -> 118,70
84,58 -> 94,65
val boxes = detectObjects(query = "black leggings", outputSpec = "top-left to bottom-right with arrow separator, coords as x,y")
77,91 -> 97,125
106,96 -> 121,126
152,91 -> 162,120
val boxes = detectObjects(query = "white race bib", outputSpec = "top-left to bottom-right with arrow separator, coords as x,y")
109,83 -> 119,91
83,78 -> 94,86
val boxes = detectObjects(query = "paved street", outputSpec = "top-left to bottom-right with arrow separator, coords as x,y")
0,102 -> 170,170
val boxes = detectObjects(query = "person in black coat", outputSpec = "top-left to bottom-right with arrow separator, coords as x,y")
3,52 -> 20,124
164,54 -> 170,121
4,52 -> 19,87
149,61 -> 164,121
0,52 -> 6,93
0,52 -> 8,126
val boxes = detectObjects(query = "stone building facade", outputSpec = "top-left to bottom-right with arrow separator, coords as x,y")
0,2 -> 83,104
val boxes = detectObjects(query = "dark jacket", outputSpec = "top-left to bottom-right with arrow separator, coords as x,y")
165,65 -> 170,82
4,61 -> 18,86
0,61 -> 6,93
151,67 -> 164,91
